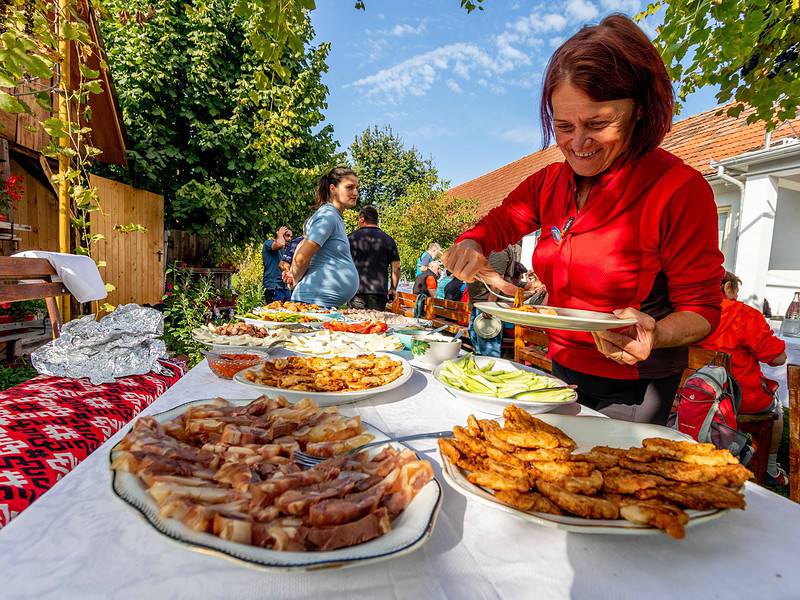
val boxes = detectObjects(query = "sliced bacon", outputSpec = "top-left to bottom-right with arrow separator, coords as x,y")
274,477 -> 359,515
249,467 -> 340,511
305,508 -> 391,551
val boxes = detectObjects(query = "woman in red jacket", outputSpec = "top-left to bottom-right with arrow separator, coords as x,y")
699,272 -> 787,484
443,15 -> 724,424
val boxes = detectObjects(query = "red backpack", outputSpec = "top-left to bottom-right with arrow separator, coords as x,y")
670,364 -> 753,465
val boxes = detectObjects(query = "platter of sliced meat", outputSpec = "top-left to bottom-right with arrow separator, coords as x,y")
109,395 -> 441,571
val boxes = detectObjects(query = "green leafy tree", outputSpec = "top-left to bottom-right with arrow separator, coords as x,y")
349,125 -> 442,206
380,183 -> 478,279
97,0 -> 341,245
640,0 -> 799,127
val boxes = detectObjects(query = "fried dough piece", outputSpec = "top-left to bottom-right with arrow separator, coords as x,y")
468,470 -> 530,492
603,467 -> 675,495
486,459 -> 529,480
529,460 -> 595,482
503,405 -> 577,450
514,447 -> 572,462
494,489 -> 563,514
485,444 -> 526,467
484,430 -> 519,454
467,414 -> 483,438
536,481 -> 619,520
620,501 -> 689,539
619,458 -> 752,487
636,483 -> 746,510
641,438 -> 739,466
438,438 -> 484,472
574,450 -> 620,470
453,426 -> 487,456
492,428 -> 560,449
561,470 -> 604,496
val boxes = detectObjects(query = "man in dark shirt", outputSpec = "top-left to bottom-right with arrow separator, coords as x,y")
262,226 -> 293,303
348,205 -> 400,310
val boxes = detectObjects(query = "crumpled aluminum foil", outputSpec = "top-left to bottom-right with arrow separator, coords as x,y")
31,304 -> 171,384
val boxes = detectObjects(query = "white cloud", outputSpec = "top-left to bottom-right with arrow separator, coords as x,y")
499,124 -> 538,145
446,79 -> 463,94
388,22 -> 426,37
350,43 -> 502,101
566,0 -> 599,21
600,0 -> 641,12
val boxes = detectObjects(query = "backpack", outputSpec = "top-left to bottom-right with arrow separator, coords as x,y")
669,364 -> 753,466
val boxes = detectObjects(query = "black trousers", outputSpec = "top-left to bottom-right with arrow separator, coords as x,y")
349,293 -> 389,310
552,360 -> 683,426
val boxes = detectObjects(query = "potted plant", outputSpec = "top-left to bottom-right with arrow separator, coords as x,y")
11,300 -> 45,321
0,174 -> 23,222
0,303 -> 13,324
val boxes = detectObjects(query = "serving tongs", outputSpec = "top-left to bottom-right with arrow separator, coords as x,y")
476,276 -> 546,307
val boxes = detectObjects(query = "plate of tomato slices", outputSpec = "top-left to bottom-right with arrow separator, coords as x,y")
322,320 -> 388,334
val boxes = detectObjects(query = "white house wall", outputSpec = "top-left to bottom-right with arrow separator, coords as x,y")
710,182 -> 741,271
766,187 -> 800,314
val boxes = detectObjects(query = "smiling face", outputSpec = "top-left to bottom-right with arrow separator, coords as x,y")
551,81 -> 637,178
330,175 -> 359,210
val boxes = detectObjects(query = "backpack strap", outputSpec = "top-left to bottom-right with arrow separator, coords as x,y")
697,399 -> 721,443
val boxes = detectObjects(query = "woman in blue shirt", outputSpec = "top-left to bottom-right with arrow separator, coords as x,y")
284,167 -> 360,308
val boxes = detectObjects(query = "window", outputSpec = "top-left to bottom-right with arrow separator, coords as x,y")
717,206 -> 731,259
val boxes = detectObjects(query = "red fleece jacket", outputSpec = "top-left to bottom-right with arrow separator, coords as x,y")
457,148 -> 724,380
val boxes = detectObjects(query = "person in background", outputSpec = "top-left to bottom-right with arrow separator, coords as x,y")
348,205 -> 401,310
412,260 -> 440,318
262,226 -> 293,303
416,242 -> 441,276
436,269 -> 454,299
698,272 -> 788,485
279,234 -> 305,272
283,167 -> 360,308
444,275 -> 466,302
466,245 -> 516,358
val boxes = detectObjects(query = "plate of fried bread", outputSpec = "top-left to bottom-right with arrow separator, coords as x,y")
110,395 -> 441,571
233,353 -> 413,406
438,405 -> 751,539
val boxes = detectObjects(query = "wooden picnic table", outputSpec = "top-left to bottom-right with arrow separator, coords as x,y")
1,360 -> 799,599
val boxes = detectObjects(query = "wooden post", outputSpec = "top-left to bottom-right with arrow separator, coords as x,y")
789,364 -> 800,503
57,0 -> 71,322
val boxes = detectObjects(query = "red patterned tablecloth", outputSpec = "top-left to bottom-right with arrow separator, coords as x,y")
0,361 -> 184,527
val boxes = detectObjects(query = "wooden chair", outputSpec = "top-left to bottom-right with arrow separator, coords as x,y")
0,256 -> 66,338
514,325 -> 552,372
391,291 -> 418,320
789,364 -> 800,503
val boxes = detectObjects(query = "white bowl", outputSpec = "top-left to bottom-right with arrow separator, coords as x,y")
410,334 -> 462,368
432,355 -> 577,415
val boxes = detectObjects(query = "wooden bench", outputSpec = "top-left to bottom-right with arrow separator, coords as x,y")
391,291 -> 472,350
0,256 -> 66,338
514,326 -> 552,372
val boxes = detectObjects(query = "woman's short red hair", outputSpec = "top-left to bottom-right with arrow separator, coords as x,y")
540,14 -> 674,157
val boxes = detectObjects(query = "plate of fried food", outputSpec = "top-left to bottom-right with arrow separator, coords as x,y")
233,352 -> 413,406
110,396 -> 441,571
438,405 -> 751,539
253,301 -> 337,315
192,323 -> 294,348
474,302 -> 638,332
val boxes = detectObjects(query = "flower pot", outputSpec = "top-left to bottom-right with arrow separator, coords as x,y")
23,314 -> 35,321
0,315 -> 14,323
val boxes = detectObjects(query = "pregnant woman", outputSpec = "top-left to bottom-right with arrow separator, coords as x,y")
285,167 -> 361,308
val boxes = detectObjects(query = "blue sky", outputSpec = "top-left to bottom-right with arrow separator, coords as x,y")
310,0 -> 721,187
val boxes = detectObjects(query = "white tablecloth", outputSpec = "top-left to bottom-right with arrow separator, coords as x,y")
1,362 -> 799,599
762,326 -> 800,406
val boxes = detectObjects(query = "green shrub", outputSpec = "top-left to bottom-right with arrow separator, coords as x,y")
0,358 -> 37,391
231,243 -> 265,315
162,267 -> 218,367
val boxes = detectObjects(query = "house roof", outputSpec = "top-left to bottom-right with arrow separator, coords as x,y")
449,105 -> 800,217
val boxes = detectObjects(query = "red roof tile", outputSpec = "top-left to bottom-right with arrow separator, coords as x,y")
449,105 -> 800,217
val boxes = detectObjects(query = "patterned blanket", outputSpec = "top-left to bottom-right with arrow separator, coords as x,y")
0,361 -> 184,527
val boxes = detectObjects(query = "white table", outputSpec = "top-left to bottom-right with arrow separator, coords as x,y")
1,362 -> 799,600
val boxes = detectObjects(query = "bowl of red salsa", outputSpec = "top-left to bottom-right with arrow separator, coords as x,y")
205,350 -> 268,379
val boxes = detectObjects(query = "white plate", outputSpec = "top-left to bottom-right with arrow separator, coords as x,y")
475,302 -> 637,332
111,399 -> 441,572
409,349 -> 468,372
233,352 -> 413,406
441,413 -> 729,535
432,356 -> 577,415
239,317 -> 325,330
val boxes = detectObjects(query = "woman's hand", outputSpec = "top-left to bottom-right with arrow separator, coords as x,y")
282,270 -> 295,289
442,240 -> 517,296
592,307 -> 656,365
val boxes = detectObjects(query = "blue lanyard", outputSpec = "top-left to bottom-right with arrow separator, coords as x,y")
551,216 -> 575,244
